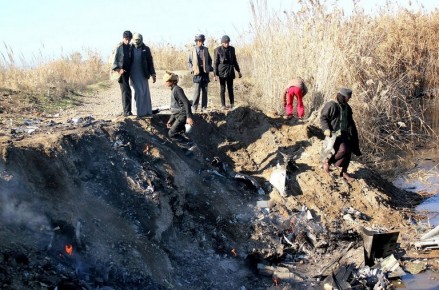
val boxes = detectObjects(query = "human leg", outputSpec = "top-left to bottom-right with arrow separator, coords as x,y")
201,83 -> 208,110
296,94 -> 304,118
285,92 -> 293,117
119,74 -> 132,116
331,135 -> 353,179
226,78 -> 234,107
192,83 -> 201,111
219,78 -> 226,108
168,113 -> 187,140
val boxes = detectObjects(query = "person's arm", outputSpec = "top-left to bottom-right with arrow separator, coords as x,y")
214,47 -> 220,76
176,87 -> 193,119
320,102 -> 334,133
188,51 -> 193,72
207,49 -> 213,72
146,46 -> 156,82
111,45 -> 121,71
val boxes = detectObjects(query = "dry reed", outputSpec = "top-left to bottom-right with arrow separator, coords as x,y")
0,46 -> 107,100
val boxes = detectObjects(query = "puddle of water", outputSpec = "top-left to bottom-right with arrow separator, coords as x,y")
393,157 -> 439,226
396,271 -> 439,289
392,152 -> 439,289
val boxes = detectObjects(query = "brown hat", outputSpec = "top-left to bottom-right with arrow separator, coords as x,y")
163,71 -> 179,82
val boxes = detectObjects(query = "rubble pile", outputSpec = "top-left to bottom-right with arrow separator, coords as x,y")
0,108 -> 437,289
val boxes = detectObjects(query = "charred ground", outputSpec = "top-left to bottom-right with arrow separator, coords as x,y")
0,94 -> 431,289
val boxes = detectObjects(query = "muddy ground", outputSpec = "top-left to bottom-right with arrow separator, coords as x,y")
0,77 -> 437,289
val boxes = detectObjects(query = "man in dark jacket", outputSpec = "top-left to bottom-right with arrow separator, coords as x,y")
214,35 -> 242,110
163,71 -> 194,145
188,34 -> 213,112
320,88 -> 361,181
112,30 -> 134,117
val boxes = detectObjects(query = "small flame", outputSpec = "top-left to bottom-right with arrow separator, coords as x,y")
273,275 -> 278,286
231,248 -> 237,257
143,144 -> 150,155
65,244 -> 73,256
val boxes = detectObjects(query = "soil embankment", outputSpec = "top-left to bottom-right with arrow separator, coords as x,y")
0,79 -> 431,289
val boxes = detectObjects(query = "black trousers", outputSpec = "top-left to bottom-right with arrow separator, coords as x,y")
168,113 -> 187,139
192,82 -> 209,110
329,134 -> 352,173
118,73 -> 132,115
219,77 -> 234,107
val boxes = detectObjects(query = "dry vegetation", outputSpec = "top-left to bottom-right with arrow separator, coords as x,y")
0,46 -> 107,100
247,0 -> 439,163
148,43 -> 190,71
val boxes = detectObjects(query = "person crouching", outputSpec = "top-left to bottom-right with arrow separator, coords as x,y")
163,71 -> 194,145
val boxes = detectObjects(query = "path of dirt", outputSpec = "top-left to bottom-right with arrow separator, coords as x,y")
0,73 -> 436,290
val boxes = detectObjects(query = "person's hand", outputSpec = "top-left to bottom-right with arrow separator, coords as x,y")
214,76 -> 217,81
186,118 -> 194,126
238,72 -> 242,78
324,129 -> 331,137
166,121 -> 172,128
152,74 -> 156,83
119,69 -> 125,75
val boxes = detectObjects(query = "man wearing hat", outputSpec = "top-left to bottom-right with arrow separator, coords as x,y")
130,32 -> 156,118
112,30 -> 134,117
320,88 -> 361,181
163,71 -> 194,145
188,34 -> 213,112
214,35 -> 242,110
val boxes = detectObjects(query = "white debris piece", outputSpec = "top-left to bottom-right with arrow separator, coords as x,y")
269,164 -> 286,197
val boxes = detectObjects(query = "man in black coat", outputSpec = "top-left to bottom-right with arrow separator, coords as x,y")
214,35 -> 242,110
320,88 -> 361,181
112,30 -> 133,117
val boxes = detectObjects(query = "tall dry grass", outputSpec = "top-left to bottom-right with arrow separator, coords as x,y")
248,0 -> 439,160
148,43 -> 191,71
0,45 -> 107,99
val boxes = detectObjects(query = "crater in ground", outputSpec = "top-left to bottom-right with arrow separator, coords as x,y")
0,107 -> 424,289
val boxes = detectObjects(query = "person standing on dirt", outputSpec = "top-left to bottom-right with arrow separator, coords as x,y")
213,35 -> 242,110
129,32 -> 156,118
282,78 -> 307,119
163,71 -> 194,145
112,30 -> 134,117
320,88 -> 361,181
188,34 -> 213,113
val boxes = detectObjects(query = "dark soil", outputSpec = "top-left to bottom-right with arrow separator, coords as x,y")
0,86 -> 434,289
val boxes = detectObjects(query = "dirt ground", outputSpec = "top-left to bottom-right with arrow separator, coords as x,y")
0,73 -> 437,289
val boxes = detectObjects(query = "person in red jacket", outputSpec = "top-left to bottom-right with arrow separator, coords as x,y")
282,78 -> 307,119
